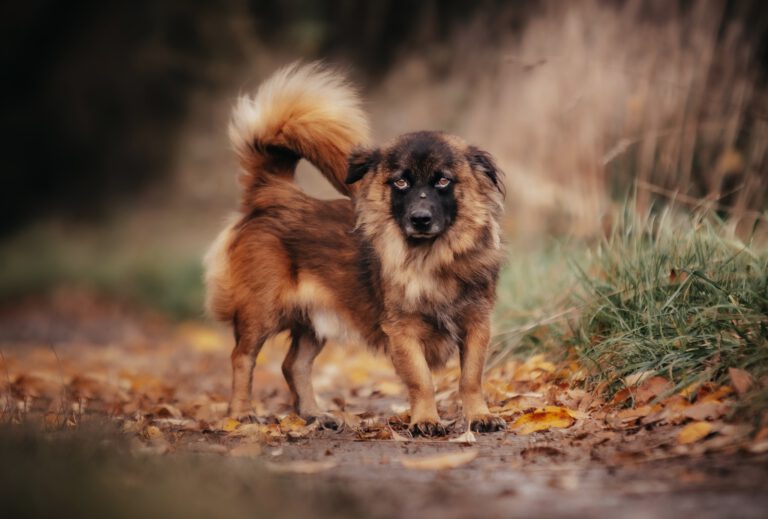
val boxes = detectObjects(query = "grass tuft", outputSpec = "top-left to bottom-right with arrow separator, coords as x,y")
573,208 -> 768,415
493,204 -> 768,422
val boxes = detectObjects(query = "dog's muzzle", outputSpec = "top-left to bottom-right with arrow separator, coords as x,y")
405,205 -> 442,239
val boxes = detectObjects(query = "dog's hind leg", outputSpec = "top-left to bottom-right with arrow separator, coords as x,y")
282,327 -> 339,429
229,315 -> 268,422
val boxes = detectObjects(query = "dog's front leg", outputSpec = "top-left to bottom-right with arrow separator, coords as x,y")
384,322 -> 446,437
460,313 -> 506,432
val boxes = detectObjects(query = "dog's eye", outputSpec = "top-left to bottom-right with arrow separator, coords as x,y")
435,177 -> 452,189
393,179 -> 409,190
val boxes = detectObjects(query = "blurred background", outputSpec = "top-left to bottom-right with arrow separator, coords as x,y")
2,0 -> 768,319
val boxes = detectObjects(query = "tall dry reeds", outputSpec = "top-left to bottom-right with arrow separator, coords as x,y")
370,1 -> 767,237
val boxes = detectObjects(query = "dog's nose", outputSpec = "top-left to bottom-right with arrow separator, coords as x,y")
409,210 -> 432,230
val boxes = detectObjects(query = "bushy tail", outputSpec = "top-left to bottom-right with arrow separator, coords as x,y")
229,62 -> 370,198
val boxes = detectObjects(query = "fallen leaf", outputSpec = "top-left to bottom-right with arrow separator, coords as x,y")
11,373 -> 61,400
510,406 -> 576,434
279,414 -> 308,433
216,417 -> 241,432
449,430 -> 477,444
229,423 -> 282,440
698,385 -> 733,403
678,421 -> 713,444
400,449 -> 478,470
616,404 -> 660,423
493,394 -> 545,416
728,368 -> 753,396
265,460 -> 337,474
151,403 -> 183,419
142,425 -> 164,440
682,401 -> 728,421
635,376 -> 672,405
122,419 -> 144,434
748,440 -> 768,454
610,387 -> 631,405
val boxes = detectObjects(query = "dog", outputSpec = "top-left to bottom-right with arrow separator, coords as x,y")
204,63 -> 506,435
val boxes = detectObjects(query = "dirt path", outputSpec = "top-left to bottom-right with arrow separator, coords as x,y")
1,293 -> 767,518
275,437 -> 768,519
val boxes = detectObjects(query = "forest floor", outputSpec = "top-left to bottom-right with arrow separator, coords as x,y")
1,291 -> 767,518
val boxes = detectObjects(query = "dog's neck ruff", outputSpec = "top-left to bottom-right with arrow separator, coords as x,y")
358,208 -> 501,313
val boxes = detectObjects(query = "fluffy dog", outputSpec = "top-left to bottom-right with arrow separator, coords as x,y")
205,63 -> 506,435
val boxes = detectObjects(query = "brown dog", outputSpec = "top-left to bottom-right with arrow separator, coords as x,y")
205,63 -> 506,435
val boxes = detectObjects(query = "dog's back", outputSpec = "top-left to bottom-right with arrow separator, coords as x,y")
204,63 -> 370,324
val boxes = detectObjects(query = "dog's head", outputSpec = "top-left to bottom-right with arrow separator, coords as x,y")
346,131 -> 503,242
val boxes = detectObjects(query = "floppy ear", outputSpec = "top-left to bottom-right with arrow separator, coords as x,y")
466,146 -> 505,196
345,147 -> 381,184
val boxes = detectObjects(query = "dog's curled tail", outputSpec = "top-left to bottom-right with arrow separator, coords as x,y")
229,62 -> 370,198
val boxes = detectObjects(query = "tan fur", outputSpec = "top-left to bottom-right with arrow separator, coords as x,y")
204,64 -> 506,435
202,215 -> 238,321
229,62 -> 369,198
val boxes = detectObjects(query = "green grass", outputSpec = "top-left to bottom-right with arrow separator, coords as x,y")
0,222 -> 205,319
489,239 -> 583,366
573,208 -> 768,413
493,205 -> 768,422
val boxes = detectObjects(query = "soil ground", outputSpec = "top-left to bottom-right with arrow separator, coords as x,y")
1,293 -> 767,518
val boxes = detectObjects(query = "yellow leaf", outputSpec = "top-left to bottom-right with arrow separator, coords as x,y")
510,406 -> 576,435
143,425 -> 164,440
678,421 -> 713,444
699,385 -> 733,403
400,449 -> 478,470
219,418 -> 241,432
279,414 -> 307,433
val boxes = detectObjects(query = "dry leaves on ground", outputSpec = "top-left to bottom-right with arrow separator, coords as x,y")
0,299 -> 763,464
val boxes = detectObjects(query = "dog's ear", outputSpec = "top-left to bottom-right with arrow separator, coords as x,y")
466,146 -> 505,196
346,147 -> 381,184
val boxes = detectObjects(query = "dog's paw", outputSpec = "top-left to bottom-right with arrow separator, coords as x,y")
305,412 -> 343,431
410,420 -> 448,437
468,414 -> 506,433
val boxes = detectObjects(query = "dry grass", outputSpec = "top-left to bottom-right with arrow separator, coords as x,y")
367,1 -> 767,237
161,2 -> 768,243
